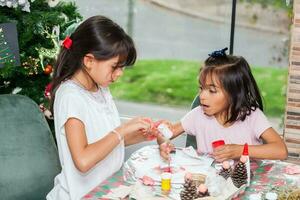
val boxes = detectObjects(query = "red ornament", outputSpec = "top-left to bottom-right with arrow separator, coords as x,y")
44,82 -> 53,99
44,64 -> 53,75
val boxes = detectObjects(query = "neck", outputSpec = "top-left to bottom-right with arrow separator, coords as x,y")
72,69 -> 98,92
215,111 -> 231,127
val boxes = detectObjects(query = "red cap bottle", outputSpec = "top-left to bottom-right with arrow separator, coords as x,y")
212,140 -> 225,149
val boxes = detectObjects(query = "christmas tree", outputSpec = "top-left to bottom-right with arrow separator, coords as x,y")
0,27 -> 16,67
0,0 -> 82,135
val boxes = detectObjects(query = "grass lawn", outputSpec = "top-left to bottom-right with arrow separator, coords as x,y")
110,60 -> 288,118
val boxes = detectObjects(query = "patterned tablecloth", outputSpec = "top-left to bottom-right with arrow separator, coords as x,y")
83,146 -> 300,200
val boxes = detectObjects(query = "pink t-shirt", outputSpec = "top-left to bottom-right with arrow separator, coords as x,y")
181,106 -> 271,153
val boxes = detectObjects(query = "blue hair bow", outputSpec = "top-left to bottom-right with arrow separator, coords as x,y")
208,47 -> 228,57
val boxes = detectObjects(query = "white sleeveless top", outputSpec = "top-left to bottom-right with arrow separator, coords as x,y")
47,80 -> 124,200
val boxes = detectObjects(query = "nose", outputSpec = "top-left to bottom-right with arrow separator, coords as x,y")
113,68 -> 124,81
199,89 -> 207,101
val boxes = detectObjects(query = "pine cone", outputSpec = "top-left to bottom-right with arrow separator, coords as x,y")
219,167 -> 232,180
180,179 -> 197,200
231,161 -> 247,188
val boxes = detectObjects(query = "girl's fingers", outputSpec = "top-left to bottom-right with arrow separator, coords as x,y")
153,120 -> 163,128
141,117 -> 153,125
160,150 -> 170,160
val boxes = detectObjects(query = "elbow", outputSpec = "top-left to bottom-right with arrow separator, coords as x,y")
278,144 -> 288,160
280,147 -> 288,160
74,159 -> 92,173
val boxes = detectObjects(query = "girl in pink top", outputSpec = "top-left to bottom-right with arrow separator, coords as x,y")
158,48 -> 287,162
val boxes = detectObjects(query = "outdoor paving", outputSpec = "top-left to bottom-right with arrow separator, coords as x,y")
70,0 -> 289,67
147,0 -> 290,33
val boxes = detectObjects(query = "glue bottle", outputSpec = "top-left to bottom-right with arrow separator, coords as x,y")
241,143 -> 251,186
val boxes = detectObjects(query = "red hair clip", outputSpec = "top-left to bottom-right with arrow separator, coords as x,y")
62,36 -> 72,49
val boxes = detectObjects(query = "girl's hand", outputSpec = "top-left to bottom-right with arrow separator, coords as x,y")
212,144 -> 242,162
142,119 -> 174,141
159,142 -> 175,161
142,118 -> 159,140
116,117 -> 152,138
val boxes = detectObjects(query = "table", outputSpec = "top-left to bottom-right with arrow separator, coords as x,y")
83,146 -> 300,200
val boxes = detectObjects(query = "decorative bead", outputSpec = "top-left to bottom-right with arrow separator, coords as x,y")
198,183 -> 207,193
222,161 -> 230,169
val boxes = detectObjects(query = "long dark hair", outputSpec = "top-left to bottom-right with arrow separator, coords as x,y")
199,55 -> 263,124
50,15 -> 137,112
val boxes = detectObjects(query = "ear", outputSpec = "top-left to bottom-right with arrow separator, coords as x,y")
83,53 -> 95,69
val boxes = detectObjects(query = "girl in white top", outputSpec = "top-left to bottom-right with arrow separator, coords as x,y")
46,16 -> 153,200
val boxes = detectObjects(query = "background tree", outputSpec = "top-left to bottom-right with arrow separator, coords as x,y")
0,0 -> 82,134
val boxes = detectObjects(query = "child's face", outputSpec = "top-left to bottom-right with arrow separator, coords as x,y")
199,73 -> 229,120
87,55 -> 124,87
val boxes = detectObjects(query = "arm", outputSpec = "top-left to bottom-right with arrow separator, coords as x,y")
157,121 -> 185,160
124,131 -> 147,146
65,117 -> 151,173
213,127 -> 288,162
124,117 -> 158,146
248,127 -> 287,159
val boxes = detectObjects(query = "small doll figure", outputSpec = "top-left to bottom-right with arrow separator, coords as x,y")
231,144 -> 250,188
218,160 -> 232,180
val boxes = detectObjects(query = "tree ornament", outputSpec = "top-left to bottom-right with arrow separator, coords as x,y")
35,26 -> 60,69
44,64 -> 53,75
18,0 -> 25,5
21,56 -> 39,75
0,0 -> 30,12
11,87 -> 22,94
44,82 -> 52,100
6,1 -> 12,7
39,103 -> 53,119
3,81 -> 10,87
47,0 -> 59,7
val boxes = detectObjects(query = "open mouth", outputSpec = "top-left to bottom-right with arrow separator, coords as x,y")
201,104 -> 209,109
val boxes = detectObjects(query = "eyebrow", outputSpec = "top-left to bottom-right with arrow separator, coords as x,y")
208,84 -> 219,88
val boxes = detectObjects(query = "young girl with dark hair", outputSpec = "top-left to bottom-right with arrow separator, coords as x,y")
159,48 -> 287,162
47,16 -> 154,200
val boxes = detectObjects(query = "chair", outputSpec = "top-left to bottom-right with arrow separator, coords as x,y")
185,95 -> 200,149
0,94 -> 61,200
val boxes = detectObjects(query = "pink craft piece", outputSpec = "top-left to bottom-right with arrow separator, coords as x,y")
284,165 -> 300,175
184,172 -> 192,181
141,175 -> 155,186
140,119 -> 158,141
83,194 -> 93,199
264,165 -> 273,172
153,164 -> 183,174
274,180 -> 286,186
198,184 -> 208,193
